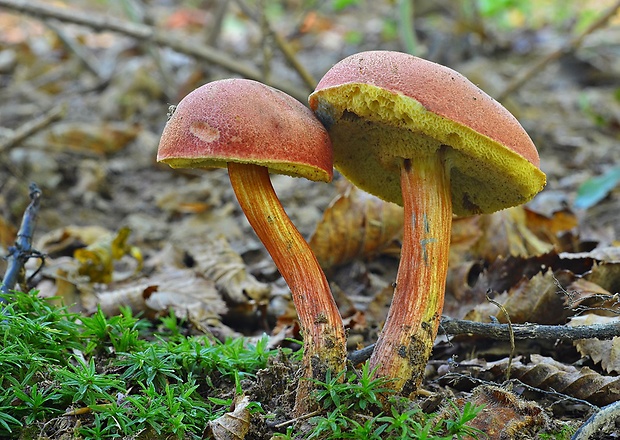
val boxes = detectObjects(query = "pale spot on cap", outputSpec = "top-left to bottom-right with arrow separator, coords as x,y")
190,121 -> 220,143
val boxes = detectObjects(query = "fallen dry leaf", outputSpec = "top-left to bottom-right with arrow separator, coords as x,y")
46,121 -> 139,155
206,394 -> 251,440
155,178 -> 221,214
570,314 -> 620,374
0,213 -> 17,249
37,225 -> 113,257
449,206 -> 556,270
185,234 -> 271,305
84,267 -> 227,323
487,354 -> 620,406
562,247 -> 620,263
461,269 -> 575,324
309,183 -> 403,269
446,248 -> 603,320
524,206 -> 578,250
443,385 -> 548,440
474,206 -> 554,261
583,261 -> 620,297
365,283 -> 395,327
449,216 -> 484,267
494,269 -> 572,325
565,277 -> 619,314
74,226 -> 142,284
445,260 -> 484,303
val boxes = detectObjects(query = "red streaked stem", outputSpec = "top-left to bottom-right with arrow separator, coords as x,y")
368,152 -> 452,395
227,161 -> 346,413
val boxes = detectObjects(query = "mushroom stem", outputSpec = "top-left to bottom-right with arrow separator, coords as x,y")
227,161 -> 346,412
368,152 -> 452,394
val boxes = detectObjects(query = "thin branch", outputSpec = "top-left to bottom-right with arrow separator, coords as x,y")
258,0 -> 273,84
205,0 -> 229,47
0,0 -> 310,102
572,400 -> 620,440
497,0 -> 620,101
0,103 -> 66,153
271,409 -> 322,429
486,293 -> 515,380
269,27 -> 317,90
439,316 -> 620,341
1,183 -> 43,301
45,20 -> 105,81
235,0 -> 317,90
347,316 -> 620,365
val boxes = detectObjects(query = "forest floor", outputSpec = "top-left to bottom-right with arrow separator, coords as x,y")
1,0 -> 620,438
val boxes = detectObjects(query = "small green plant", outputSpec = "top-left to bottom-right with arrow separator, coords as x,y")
310,361 -> 394,412
444,400 -> 486,439
294,363 -> 486,440
539,424 -> 578,440
1,290 -> 486,439
81,306 -> 148,354
331,0 -> 362,11
158,307 -> 183,336
0,290 -> 281,438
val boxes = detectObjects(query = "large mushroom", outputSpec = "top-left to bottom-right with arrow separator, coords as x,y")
309,51 -> 546,394
157,78 -> 346,412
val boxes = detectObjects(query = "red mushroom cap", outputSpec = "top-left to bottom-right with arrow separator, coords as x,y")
309,51 -> 546,215
158,78 -> 333,182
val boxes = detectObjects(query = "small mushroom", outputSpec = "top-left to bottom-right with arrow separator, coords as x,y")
158,79 -> 346,412
309,51 -> 546,394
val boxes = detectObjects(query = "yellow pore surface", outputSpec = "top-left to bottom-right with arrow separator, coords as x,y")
311,83 -> 547,216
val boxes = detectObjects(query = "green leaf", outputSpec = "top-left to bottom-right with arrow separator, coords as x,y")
574,167 -> 620,209
332,0 -> 361,11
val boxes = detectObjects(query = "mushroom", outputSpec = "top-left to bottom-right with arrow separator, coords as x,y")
157,78 -> 346,412
309,51 -> 546,394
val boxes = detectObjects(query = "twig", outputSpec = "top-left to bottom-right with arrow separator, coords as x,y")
258,0 -> 273,83
497,0 -> 620,101
439,316 -> 620,341
1,183 -> 43,301
441,373 -> 599,413
234,0 -> 317,90
505,378 -> 598,413
269,27 -> 317,90
0,103 -> 66,153
347,316 -> 620,365
205,0 -> 229,47
572,400 -> 620,440
487,292 -> 515,381
123,0 -> 176,102
271,409 -> 322,429
0,0 -> 310,102
347,343 -> 375,366
44,20 -> 105,81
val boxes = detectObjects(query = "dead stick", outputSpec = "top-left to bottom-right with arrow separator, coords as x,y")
0,103 -> 66,153
1,183 -> 43,301
0,0 -> 310,102
572,400 -> 620,440
45,20 -> 104,80
497,0 -> 620,101
234,0 -> 317,90
347,317 -> 620,365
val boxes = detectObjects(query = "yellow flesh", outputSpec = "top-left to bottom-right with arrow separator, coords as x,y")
162,157 -> 332,183
312,84 -> 546,216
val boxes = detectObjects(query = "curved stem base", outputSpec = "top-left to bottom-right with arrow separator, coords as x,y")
227,162 -> 346,413
368,153 -> 452,395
